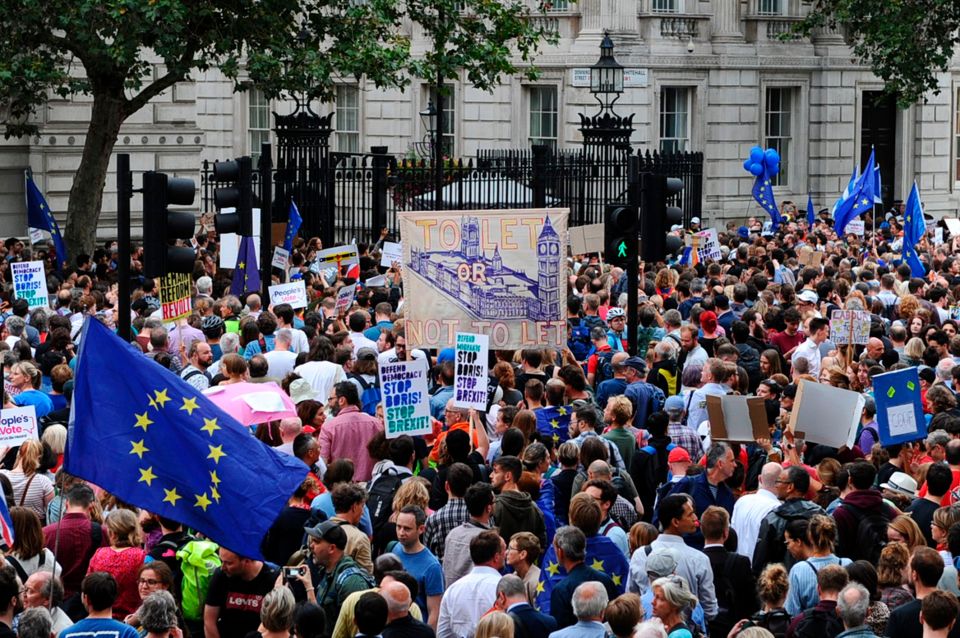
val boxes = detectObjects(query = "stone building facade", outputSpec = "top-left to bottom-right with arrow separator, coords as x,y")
1,0 -> 958,240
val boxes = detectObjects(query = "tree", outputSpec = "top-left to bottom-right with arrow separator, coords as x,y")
0,0 -> 554,257
800,1 -> 960,108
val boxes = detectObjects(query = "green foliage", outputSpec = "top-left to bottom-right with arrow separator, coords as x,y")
799,0 -> 960,108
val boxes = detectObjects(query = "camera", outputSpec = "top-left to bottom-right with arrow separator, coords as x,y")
284,566 -> 304,580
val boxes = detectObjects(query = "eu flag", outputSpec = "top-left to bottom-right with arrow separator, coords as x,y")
831,164 -> 858,219
806,193 -> 815,228
535,534 -> 629,613
230,236 -> 261,296
834,149 -> 876,236
535,405 -> 573,446
282,200 -> 302,252
66,318 -> 307,559
24,170 -> 68,268
751,176 -> 781,230
903,181 -> 926,278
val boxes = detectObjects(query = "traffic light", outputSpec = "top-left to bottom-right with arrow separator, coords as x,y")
641,174 -> 685,263
142,172 -> 197,278
604,203 -> 638,268
212,156 -> 253,236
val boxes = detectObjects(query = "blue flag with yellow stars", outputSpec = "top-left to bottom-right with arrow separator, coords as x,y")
66,317 -> 307,560
24,170 -> 68,268
903,181 -> 926,278
834,148 -> 876,237
535,405 -> 573,446
230,236 -> 261,296
751,175 -> 781,231
283,200 -> 302,252
535,534 -> 629,614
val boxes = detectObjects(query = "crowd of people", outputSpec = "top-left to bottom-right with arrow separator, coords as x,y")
1,206 -> 960,638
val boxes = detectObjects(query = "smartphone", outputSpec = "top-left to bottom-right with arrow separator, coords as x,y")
284,566 -> 304,580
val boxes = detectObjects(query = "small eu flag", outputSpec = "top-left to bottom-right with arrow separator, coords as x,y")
66,318 -> 307,559
903,181 -> 926,278
24,170 -> 68,267
751,175 -> 782,230
535,405 -> 573,446
283,200 -> 302,252
230,236 -> 261,296
834,149 -> 876,236
535,534 -> 629,613
807,193 -> 815,229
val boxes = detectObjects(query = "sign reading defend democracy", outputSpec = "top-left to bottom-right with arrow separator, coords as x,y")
160,272 -> 192,321
454,332 -> 489,411
11,261 -> 49,309
398,209 -> 568,349
380,359 -> 432,438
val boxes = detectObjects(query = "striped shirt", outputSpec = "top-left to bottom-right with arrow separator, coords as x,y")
2,470 -> 54,523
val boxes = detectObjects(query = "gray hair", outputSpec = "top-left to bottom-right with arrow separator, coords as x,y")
759,462 -> 783,491
279,417 -> 302,436
260,586 -> 295,632
219,332 -> 241,355
927,430 -> 951,450
705,442 -> 731,469
654,340 -> 678,362
276,328 -> 293,346
139,590 -> 179,634
590,326 -> 608,342
937,358 -> 956,381
196,276 -> 213,295
571,581 -> 608,620
652,576 -> 698,612
634,620 -> 669,638
663,309 -> 682,329
34,570 -> 64,606
4,316 -> 25,337
496,574 -> 527,599
144,317 -> 164,330
836,583 -> 871,628
553,525 -> 586,563
690,278 -> 706,294
17,607 -> 52,638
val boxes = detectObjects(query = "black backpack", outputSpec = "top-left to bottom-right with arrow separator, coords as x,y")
749,609 -> 791,638
845,502 -> 890,563
568,318 -> 594,362
790,605 -> 844,638
593,350 -> 615,386
367,468 -> 405,534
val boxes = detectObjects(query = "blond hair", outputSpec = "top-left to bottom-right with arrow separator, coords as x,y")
392,477 -> 429,514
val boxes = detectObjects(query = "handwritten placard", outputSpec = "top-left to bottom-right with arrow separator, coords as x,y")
453,332 -> 489,411
11,261 -> 49,309
272,246 -> 290,270
847,219 -> 865,236
268,281 -> 308,310
380,359 -> 432,438
380,241 -> 403,268
335,283 -> 357,315
0,405 -> 38,447
830,309 -> 871,346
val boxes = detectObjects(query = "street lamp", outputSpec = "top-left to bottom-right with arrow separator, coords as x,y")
590,31 -> 624,112
415,102 -> 437,159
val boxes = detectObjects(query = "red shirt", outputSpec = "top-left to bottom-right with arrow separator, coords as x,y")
918,467 -> 960,505
587,345 -> 613,376
769,330 -> 805,357
88,546 -> 147,618
43,513 -> 106,597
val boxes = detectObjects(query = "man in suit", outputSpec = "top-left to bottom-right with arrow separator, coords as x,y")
494,575 -> 557,638
548,581 -> 609,638
701,506 -> 758,638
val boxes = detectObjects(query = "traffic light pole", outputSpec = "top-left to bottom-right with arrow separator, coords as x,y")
258,143 -> 272,301
627,156 -> 640,357
117,153 -> 132,342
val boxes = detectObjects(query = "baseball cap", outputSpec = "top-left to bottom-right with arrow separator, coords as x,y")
690,217 -> 701,225
436,347 -> 456,365
304,520 -> 348,549
664,395 -> 685,412
797,290 -> 819,304
646,548 -> 679,578
356,347 -> 378,361
668,447 -> 691,464
623,357 -> 647,375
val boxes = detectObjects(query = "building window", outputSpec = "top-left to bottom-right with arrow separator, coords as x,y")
428,85 -> 456,156
528,86 -> 558,149
335,85 -> 360,153
757,0 -> 783,15
546,0 -> 571,10
955,88 -> 960,185
659,87 -> 690,153
765,87 -> 794,186
652,0 -> 679,13
248,88 -> 270,163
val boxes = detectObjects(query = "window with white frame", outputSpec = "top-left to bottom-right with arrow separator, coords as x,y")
528,86 -> 558,149
765,87 -> 794,186
659,87 -> 690,153
248,88 -> 271,163
335,85 -> 361,153
757,0 -> 783,15
546,0 -> 571,10
652,0 -> 679,13
428,85 -> 456,156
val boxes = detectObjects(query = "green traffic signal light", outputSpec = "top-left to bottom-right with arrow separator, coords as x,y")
617,241 -> 628,259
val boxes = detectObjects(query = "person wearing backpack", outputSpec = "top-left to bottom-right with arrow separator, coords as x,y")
347,348 -> 381,416
586,327 -> 615,388
785,563 -> 849,638
700,506 -> 758,638
831,461 -> 898,562
785,515 -> 853,615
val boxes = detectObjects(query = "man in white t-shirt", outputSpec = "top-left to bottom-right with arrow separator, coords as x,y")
264,329 -> 298,380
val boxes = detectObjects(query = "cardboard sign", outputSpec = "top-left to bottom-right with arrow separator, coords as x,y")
873,368 -> 926,446
218,208 -> 261,268
315,244 -> 359,270
334,283 -> 356,314
787,380 -> 863,449
0,405 -> 38,447
160,272 -> 192,321
380,359 -> 433,438
694,229 -> 722,262
944,218 -> 960,236
569,223 -> 605,255
380,241 -> 403,268
11,261 -> 49,309
272,246 -> 290,270
365,275 -> 387,288
847,219 -> 865,236
268,281 -> 308,310
935,228 -> 944,245
830,309 -> 871,346
453,332 -> 489,411
798,249 -> 823,268
28,228 -> 44,245
705,395 -> 769,442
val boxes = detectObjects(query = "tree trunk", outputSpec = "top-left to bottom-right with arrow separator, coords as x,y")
64,92 -> 126,260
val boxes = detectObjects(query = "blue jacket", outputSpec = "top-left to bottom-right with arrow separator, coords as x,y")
508,603 -> 557,638
666,472 -> 735,550
625,381 -> 665,429
548,620 -> 607,638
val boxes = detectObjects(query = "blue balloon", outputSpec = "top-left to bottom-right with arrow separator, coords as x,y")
768,161 -> 780,177
764,148 -> 780,165
743,159 -> 753,172
750,147 -> 764,163
749,162 -> 764,176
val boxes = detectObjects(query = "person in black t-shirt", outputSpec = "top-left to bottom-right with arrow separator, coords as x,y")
908,463 -> 952,547
203,548 -> 279,638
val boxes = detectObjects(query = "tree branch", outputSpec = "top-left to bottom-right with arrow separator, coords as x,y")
124,44 -> 199,115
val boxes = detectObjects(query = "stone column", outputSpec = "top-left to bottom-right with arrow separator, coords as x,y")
712,0 -> 743,42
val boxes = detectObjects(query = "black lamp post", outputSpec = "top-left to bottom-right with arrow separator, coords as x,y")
416,102 -> 437,159
590,31 -> 625,114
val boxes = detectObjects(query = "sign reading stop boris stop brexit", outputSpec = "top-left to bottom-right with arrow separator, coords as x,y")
12,261 -> 49,309
380,359 -> 432,438
453,332 -> 489,411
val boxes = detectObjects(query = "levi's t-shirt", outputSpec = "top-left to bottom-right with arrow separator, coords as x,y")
205,563 -> 279,637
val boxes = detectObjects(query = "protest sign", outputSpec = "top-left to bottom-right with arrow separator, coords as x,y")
830,309 -> 871,346
334,283 -> 356,314
365,275 -> 387,288
847,219 -> 865,236
0,405 -> 38,447
944,218 -> 960,236
315,244 -> 359,270
160,272 -> 192,321
11,261 -> 49,309
787,380 -> 863,449
272,246 -> 290,270
798,249 -> 823,268
453,332 -> 489,411
218,208 -> 261,267
694,229 -> 722,262
380,359 -> 432,438
268,281 -> 308,309
705,395 -> 768,442
28,228 -> 44,245
380,241 -> 403,268
569,223 -> 604,255
873,368 -> 926,446
935,228 -> 944,245
398,209 -> 569,349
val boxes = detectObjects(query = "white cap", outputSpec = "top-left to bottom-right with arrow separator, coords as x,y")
690,217 -> 701,225
797,290 -> 819,304
670,224 -> 683,232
